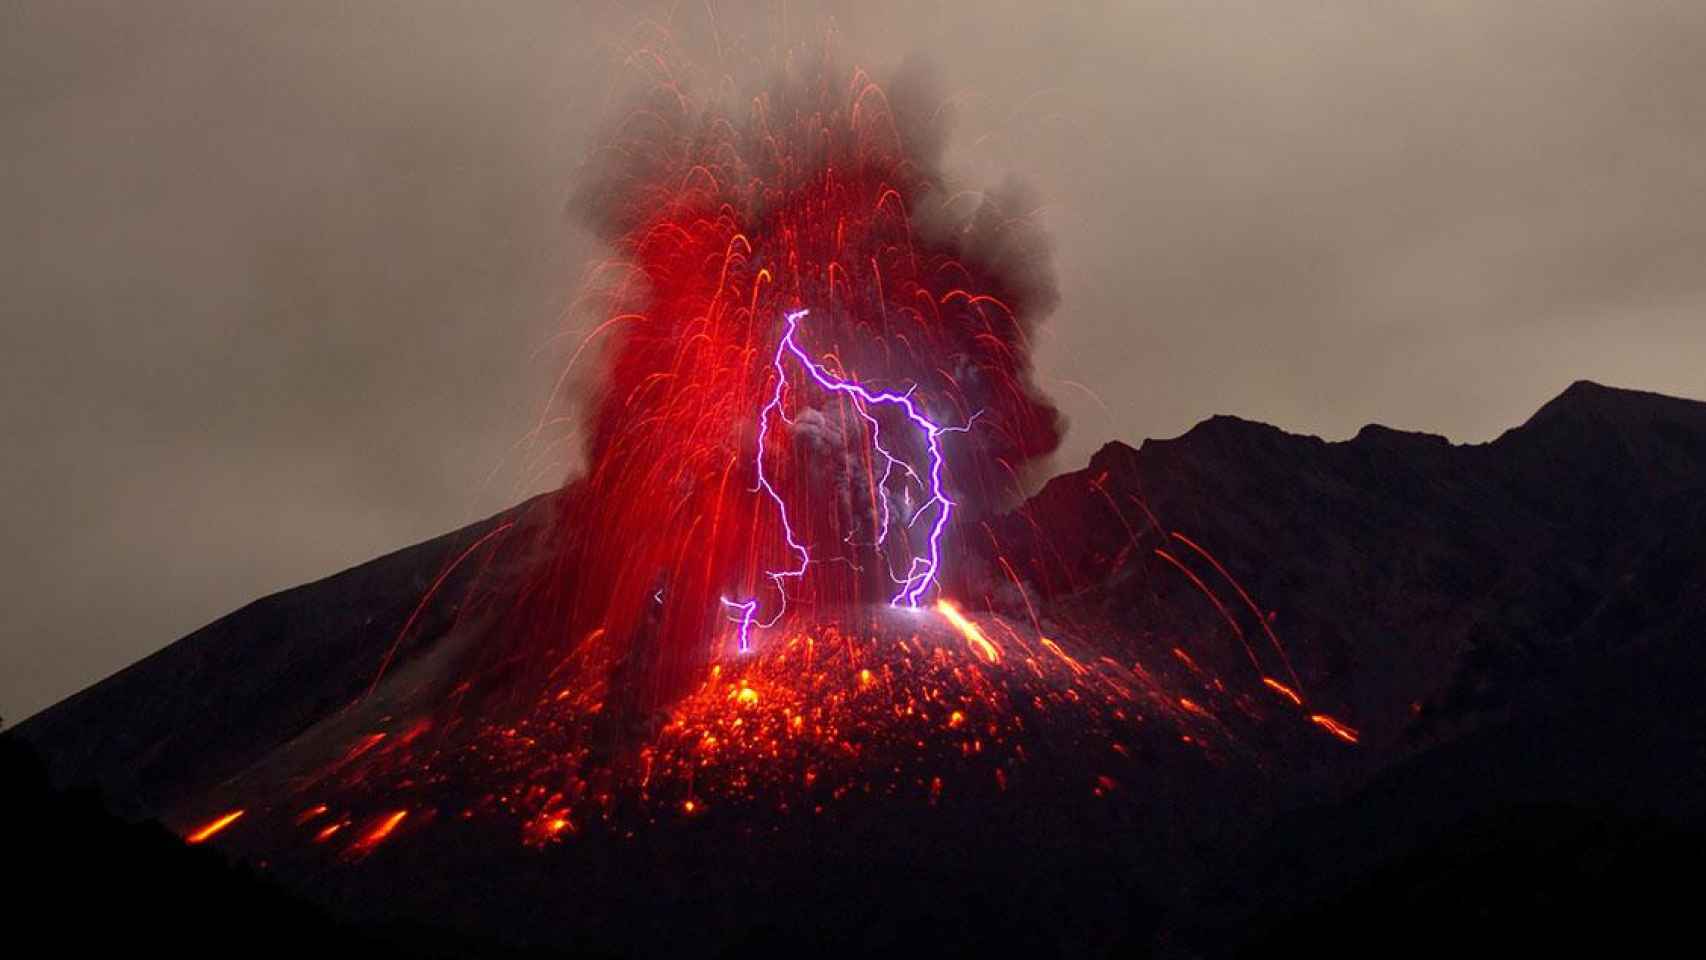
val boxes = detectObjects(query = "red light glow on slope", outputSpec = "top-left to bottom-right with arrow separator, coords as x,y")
1309,714 -> 1360,744
184,809 -> 244,844
345,810 -> 409,859
936,600 -> 1000,665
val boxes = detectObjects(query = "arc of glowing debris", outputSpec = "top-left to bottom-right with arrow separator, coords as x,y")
722,308 -> 973,651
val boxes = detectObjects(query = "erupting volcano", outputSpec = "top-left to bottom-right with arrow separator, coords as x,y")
14,12 -> 1706,959
132,50 -> 1353,870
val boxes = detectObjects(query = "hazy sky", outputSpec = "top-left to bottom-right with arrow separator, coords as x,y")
5,1 -> 1704,721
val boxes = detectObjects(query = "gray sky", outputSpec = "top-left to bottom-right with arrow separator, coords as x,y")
4,1 -> 1704,722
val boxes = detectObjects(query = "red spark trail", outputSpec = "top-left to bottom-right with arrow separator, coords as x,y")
184,809 -> 243,844
1170,532 -> 1303,696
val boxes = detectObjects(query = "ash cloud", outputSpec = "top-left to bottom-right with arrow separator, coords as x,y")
569,44 -> 1064,505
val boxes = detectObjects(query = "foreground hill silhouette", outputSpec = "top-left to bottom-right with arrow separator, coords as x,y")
10,380 -> 1704,956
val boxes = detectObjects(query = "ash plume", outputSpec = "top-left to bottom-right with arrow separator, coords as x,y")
492,43 -> 1071,709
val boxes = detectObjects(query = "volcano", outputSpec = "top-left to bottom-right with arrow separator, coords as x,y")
11,380 -> 1706,956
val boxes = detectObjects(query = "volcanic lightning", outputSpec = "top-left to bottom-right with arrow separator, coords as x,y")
723,307 -> 977,652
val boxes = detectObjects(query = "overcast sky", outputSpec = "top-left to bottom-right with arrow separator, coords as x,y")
4,1 -> 1704,721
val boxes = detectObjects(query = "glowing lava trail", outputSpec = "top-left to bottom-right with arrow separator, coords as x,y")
184,809 -> 244,844
724,308 -> 975,651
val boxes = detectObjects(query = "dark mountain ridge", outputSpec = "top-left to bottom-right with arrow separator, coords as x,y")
990,380 -> 1706,757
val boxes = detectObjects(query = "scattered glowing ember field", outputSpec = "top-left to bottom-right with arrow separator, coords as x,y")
181,597 -> 1354,860
176,46 -> 1356,861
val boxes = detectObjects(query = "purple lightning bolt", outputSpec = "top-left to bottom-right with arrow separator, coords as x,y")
722,308 -> 973,651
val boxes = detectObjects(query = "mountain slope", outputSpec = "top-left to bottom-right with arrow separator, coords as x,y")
11,380 -> 1706,956
985,380 -> 1706,762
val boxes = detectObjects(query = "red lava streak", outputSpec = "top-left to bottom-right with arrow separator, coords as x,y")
1309,714 -> 1360,744
184,809 -> 244,844
346,810 -> 409,858
937,600 -> 1001,664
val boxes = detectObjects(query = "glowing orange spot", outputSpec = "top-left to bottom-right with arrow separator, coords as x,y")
185,809 -> 244,844
314,821 -> 347,843
1310,714 -> 1359,744
936,600 -> 1000,664
736,685 -> 759,706
858,668 -> 874,688
352,810 -> 408,853
1262,677 -> 1304,706
947,710 -> 965,728
683,799 -> 698,814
